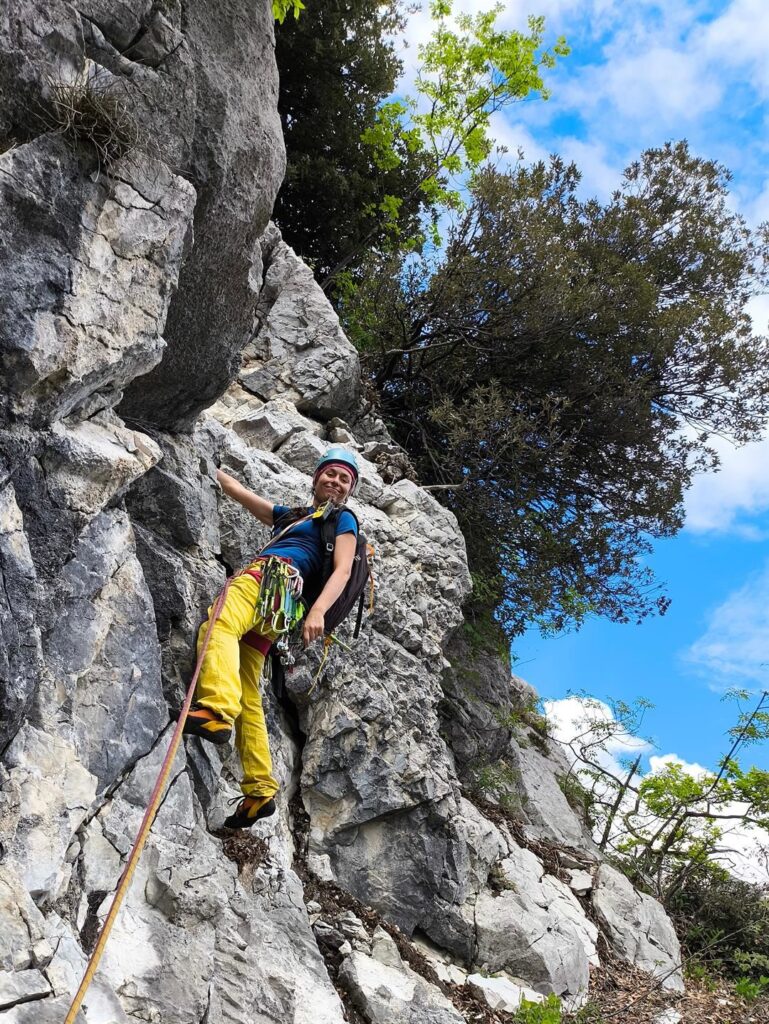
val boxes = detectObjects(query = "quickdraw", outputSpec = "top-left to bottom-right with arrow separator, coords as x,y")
256,557 -> 304,635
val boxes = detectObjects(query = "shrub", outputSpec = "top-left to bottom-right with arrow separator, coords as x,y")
667,860 -> 769,980
514,994 -> 562,1023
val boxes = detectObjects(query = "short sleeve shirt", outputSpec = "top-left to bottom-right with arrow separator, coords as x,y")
261,505 -> 358,582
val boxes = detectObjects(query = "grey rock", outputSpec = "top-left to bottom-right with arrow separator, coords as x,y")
0,481 -> 42,753
41,509 -> 167,792
371,926 -> 403,969
119,0 -> 286,429
439,629 -> 517,773
0,866 -> 48,971
240,231 -> 361,420
0,995 -> 86,1023
40,413 -> 161,518
592,863 -> 684,992
474,886 -> 590,1008
0,136 -> 195,426
0,970 -> 51,1012
1,725 -> 97,900
506,736 -> 593,849
338,950 -> 463,1024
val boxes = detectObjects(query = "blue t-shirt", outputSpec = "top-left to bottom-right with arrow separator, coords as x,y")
262,505 -> 358,582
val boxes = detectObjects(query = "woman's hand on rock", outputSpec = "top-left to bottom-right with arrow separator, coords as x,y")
303,607 -> 325,646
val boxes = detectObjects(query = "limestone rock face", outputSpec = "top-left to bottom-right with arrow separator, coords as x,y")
238,229 -> 362,420
0,0 -> 285,432
593,864 -> 684,993
1,6 -> 685,1013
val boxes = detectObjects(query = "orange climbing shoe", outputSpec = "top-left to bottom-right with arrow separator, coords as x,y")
182,705 -> 232,745
223,794 -> 277,829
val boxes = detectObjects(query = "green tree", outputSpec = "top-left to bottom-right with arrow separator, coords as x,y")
273,0 -> 432,285
274,0 -> 566,294
351,144 -> 769,636
558,690 -> 769,907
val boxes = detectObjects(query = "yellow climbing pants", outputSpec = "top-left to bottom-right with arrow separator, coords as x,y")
195,566 -> 280,798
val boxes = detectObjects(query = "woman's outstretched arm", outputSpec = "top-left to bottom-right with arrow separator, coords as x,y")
216,469 -> 275,526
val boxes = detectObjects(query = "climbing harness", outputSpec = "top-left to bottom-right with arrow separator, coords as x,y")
63,577 -> 233,1024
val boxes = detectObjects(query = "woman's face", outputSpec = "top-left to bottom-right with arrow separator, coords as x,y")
314,465 -> 354,504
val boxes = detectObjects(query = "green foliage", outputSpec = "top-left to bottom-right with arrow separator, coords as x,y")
556,774 -> 595,825
667,859 -> 769,981
470,759 -> 523,813
566,1004 -> 609,1024
559,691 -> 769,913
462,583 -> 510,663
352,1 -> 568,270
356,144 -> 769,637
734,976 -> 769,1000
513,994 -> 562,1023
273,0 -> 433,286
275,0 -> 565,292
272,0 -> 305,22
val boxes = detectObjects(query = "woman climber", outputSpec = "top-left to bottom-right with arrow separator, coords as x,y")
183,447 -> 360,828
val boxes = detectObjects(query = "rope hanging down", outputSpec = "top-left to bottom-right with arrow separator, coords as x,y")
63,578 -> 233,1024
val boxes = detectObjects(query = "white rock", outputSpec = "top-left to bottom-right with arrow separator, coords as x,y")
568,869 -> 593,895
653,1011 -> 682,1024
467,973 -> 544,1013
0,969 -> 51,1010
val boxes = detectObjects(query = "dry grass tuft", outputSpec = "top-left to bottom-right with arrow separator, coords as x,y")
40,66 -> 142,170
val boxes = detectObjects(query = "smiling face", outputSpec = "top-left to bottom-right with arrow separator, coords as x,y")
313,464 -> 355,505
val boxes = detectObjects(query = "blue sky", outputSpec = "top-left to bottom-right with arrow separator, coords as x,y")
398,1 -> 769,775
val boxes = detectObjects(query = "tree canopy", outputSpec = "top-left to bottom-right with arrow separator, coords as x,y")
273,0 -> 431,285
348,142 -> 769,636
274,0 -> 566,294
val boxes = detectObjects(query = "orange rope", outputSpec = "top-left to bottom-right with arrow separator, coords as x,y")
63,579 -> 232,1024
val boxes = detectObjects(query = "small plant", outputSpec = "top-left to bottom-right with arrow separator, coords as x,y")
273,0 -> 305,22
470,759 -> 524,814
556,773 -> 595,825
567,1001 -> 608,1023
684,961 -> 719,992
514,993 -> 562,1023
41,65 -> 142,170
734,975 -> 769,1001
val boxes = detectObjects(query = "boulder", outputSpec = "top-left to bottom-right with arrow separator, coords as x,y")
592,863 -> 684,992
338,949 -> 463,1024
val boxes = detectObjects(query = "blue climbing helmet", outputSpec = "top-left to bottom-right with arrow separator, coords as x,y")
313,446 -> 360,494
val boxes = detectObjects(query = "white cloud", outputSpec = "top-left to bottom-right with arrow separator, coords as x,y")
684,433 -> 769,537
701,0 -> 769,99
593,46 -> 721,128
685,561 -> 769,687
487,115 -> 551,166
545,695 -> 652,775
558,136 -> 621,199
648,752 -> 709,778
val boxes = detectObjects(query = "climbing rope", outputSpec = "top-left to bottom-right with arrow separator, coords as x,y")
63,577 -> 233,1024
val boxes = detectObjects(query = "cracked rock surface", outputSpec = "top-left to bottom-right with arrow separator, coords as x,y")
1,6 -> 683,1019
